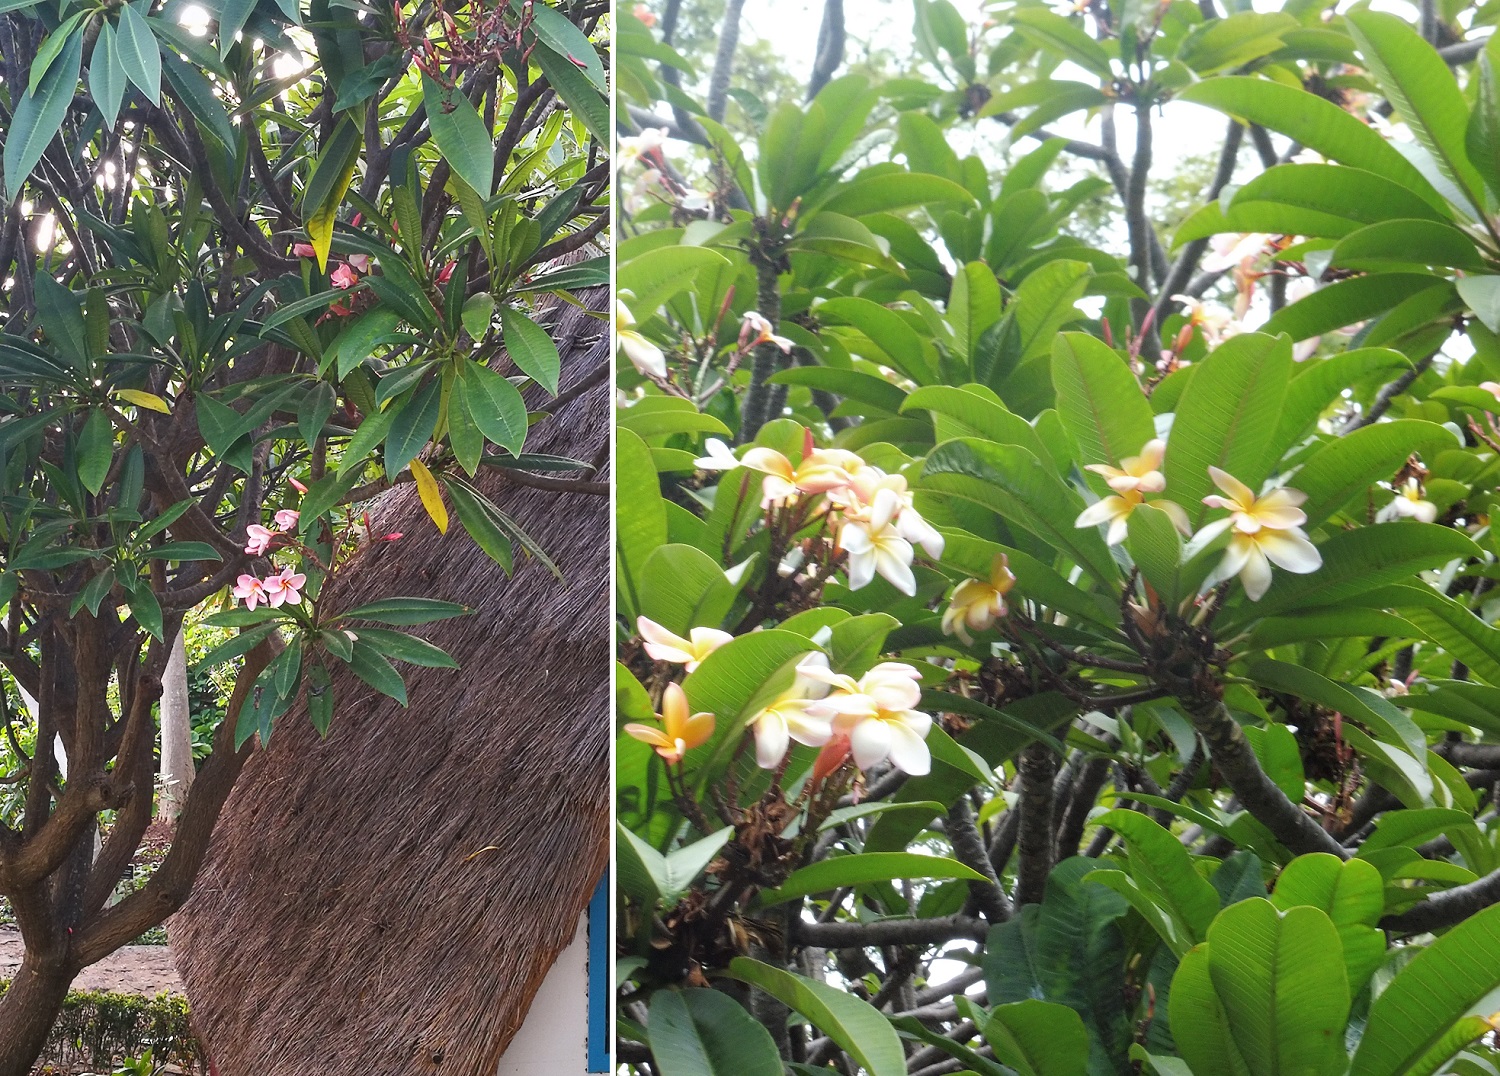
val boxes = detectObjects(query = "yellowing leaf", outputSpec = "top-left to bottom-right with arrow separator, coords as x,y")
301,116 -> 364,272
115,389 -> 171,413
409,458 -> 448,534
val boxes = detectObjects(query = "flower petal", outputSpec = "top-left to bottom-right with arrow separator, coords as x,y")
885,721 -> 932,776
1256,529 -> 1323,574
849,718 -> 895,770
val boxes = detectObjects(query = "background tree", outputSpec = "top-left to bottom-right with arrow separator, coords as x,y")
616,1 -> 1500,1073
0,0 -> 607,1068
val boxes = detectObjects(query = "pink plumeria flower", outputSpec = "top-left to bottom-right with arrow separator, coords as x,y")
274,509 -> 300,530
263,567 -> 307,608
288,477 -> 309,494
245,525 -> 276,556
330,263 -> 360,289
233,574 -> 268,610
347,253 -> 371,273
292,242 -> 317,258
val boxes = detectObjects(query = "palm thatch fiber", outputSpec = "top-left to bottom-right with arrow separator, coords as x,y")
170,283 -> 610,1074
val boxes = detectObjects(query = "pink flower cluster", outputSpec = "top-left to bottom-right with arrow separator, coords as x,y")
233,566 -> 306,610
244,509 -> 301,556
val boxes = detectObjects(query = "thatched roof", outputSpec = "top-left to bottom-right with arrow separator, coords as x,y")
170,285 -> 610,1075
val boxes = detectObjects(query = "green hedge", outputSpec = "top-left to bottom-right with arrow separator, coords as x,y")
0,980 -> 203,1072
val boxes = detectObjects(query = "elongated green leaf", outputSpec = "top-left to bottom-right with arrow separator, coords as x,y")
1095,810 -> 1220,944
725,958 -> 907,1076
117,2 -> 162,104
384,377 -> 442,476
649,990 -> 782,1076
1346,10 -> 1485,217
760,853 -> 986,906
499,306 -> 560,395
1331,219 -> 1483,271
1050,332 -> 1155,471
533,40 -> 610,145
1009,9 -> 1112,76
421,74 -> 494,196
1269,853 -> 1386,992
1351,903 -> 1500,1076
1161,332 -> 1291,526
1177,78 -> 1445,211
351,627 -> 458,669
1205,900 -> 1350,1076
1247,659 -> 1424,758
337,597 -> 468,625
922,439 -> 1117,586
1294,420 -> 1457,528
89,21 -> 127,129
460,361 -> 528,457
1170,944 -> 1254,1076
346,640 -> 407,705
984,1000 -> 1091,1076
3,29 -> 83,198
818,171 -> 977,217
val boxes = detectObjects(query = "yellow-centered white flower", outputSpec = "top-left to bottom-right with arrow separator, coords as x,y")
739,445 -> 861,508
1197,467 -> 1321,601
941,554 -> 1017,645
748,652 -> 835,768
636,616 -> 733,672
1390,477 -> 1438,524
616,300 -> 668,380
798,661 -> 934,776
838,487 -> 918,596
1075,440 -> 1190,546
831,468 -> 944,559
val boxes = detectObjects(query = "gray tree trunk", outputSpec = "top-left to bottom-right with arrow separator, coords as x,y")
158,631 -> 194,822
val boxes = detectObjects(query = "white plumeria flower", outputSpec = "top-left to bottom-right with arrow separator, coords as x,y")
1201,232 -> 1270,274
1075,440 -> 1190,546
839,487 -> 917,595
1196,467 -> 1322,600
636,616 -> 733,672
1086,439 -> 1168,495
1389,477 -> 1438,524
625,167 -> 667,213
618,126 -> 669,167
1173,294 -> 1236,347
693,437 -> 741,471
799,661 -> 934,775
741,311 -> 794,353
616,300 -> 668,380
941,554 -> 1016,645
740,444 -> 860,508
748,653 -> 835,768
830,469 -> 944,559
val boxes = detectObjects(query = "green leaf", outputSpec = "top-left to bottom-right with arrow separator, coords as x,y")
1457,275 -> 1500,332
725,958 -> 907,1076
760,853 -> 987,906
983,1000 -> 1091,1076
521,0 -> 606,92
460,361 -> 528,457
922,439 -> 1117,587
461,291 -> 495,341
1177,77 -> 1444,212
116,2 -> 162,105
421,74 -> 494,196
1094,809 -> 1220,945
300,115 -> 363,271
76,410 -> 112,496
1468,38 -> 1500,203
1269,853 -> 1386,993
1161,332 -> 1292,527
1345,10 -> 1486,217
499,305 -> 560,395
1050,332 -> 1155,470
817,171 -> 977,218
346,640 -> 407,705
350,627 -> 458,669
1331,219 -> 1483,272
618,246 -> 733,322
3,28 -> 83,198
1350,903 -> 1500,1076
384,377 -> 442,477
337,597 -> 468,625
1127,503 -> 1185,606
1247,659 -> 1424,759
89,21 -> 127,129
648,990 -> 782,1076
1293,420 -> 1457,528
1009,9 -> 1112,77
443,476 -> 514,571
533,39 -> 610,145
1177,11 -> 1297,75
1169,944 -> 1253,1076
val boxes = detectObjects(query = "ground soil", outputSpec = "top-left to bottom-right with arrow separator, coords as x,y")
0,928 -> 183,996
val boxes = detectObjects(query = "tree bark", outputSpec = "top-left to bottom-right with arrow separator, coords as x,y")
158,631 -> 195,822
0,952 -> 74,1076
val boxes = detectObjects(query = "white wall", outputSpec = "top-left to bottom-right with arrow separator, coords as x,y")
496,913 -> 591,1074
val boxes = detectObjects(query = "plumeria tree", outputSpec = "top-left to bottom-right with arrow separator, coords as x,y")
618,1 -> 1500,1073
0,0 -> 606,1067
